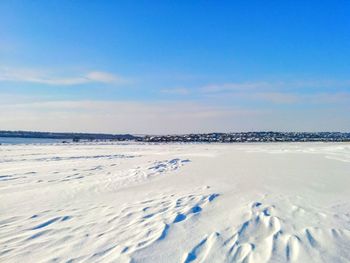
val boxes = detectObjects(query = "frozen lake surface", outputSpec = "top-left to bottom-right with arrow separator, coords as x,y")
1,142 -> 350,262
0,137 -> 67,145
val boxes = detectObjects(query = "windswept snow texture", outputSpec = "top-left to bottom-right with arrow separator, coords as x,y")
1,143 -> 350,262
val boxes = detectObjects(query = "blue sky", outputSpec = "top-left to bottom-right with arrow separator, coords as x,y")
1,1 -> 350,133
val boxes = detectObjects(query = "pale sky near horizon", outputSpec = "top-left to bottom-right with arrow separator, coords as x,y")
1,1 -> 350,134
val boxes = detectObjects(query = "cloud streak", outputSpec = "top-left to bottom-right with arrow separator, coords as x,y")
0,67 -> 128,86
199,80 -> 350,93
200,82 -> 276,93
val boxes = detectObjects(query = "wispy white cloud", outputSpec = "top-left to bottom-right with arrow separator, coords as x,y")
205,91 -> 350,104
248,92 -> 350,104
199,80 -> 350,94
200,82 -> 276,93
0,67 -> 128,86
85,71 -> 125,84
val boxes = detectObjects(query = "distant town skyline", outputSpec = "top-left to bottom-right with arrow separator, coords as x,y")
1,1 -> 350,133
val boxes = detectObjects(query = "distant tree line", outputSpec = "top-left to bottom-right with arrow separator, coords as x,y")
1,130 -> 350,143
0,130 -> 137,141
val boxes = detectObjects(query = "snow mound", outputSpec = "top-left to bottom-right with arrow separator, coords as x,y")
183,200 -> 350,262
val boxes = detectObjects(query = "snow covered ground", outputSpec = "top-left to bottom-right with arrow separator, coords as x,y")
1,142 -> 350,262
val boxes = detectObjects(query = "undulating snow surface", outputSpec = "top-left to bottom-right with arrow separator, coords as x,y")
1,142 -> 350,262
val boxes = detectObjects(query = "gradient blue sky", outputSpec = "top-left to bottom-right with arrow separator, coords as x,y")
1,1 -> 350,134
